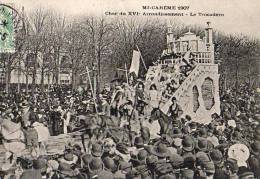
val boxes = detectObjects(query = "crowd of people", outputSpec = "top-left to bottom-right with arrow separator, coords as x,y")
0,77 -> 259,179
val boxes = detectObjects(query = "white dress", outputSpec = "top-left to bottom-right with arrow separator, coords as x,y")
149,90 -> 160,108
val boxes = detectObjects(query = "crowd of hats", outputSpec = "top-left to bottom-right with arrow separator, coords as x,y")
0,83 -> 259,179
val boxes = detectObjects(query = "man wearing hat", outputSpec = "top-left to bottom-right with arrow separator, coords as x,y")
129,137 -> 145,159
99,94 -> 110,116
210,149 -> 228,179
126,168 -> 142,179
248,141 -> 260,177
20,100 -> 39,127
103,157 -> 117,173
195,138 -> 210,153
59,151 -> 78,166
206,129 -> 219,147
114,161 -> 133,179
88,158 -> 114,179
130,149 -> 147,167
150,144 -> 173,177
134,150 -> 151,178
49,105 -> 62,136
195,152 -> 215,179
225,158 -> 239,179
91,143 -> 104,158
19,157 -> 46,179
58,162 -> 86,178
168,97 -> 183,121
181,136 -> 195,155
169,153 -> 184,172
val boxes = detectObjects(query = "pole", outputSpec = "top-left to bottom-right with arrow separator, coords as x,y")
86,66 -> 98,113
47,72 -> 50,104
18,60 -> 21,93
136,45 -> 147,71
125,63 -> 129,84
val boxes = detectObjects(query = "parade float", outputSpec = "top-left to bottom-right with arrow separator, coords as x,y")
145,22 -> 220,123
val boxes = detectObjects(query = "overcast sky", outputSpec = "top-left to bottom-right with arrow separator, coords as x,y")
2,0 -> 260,39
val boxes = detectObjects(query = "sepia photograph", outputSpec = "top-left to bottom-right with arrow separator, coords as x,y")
0,0 -> 259,178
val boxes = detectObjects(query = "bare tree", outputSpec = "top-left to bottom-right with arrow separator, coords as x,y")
24,7 -> 49,93
63,19 -> 90,89
83,17 -> 115,92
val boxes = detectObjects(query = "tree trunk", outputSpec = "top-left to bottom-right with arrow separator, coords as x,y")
97,50 -> 101,96
32,68 -> 36,94
55,48 -> 60,84
72,71 -> 77,90
5,68 -> 9,93
235,57 -> 239,105
40,68 -> 45,91
235,58 -> 239,90
32,52 -> 38,94
248,60 -> 252,88
25,74 -> 29,94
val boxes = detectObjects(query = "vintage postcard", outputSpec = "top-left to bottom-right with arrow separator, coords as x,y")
0,0 -> 259,178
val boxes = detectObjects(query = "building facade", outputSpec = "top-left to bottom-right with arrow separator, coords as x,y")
0,52 -> 73,86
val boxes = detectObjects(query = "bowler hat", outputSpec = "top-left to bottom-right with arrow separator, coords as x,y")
196,151 -> 210,164
151,144 -> 171,158
196,138 -> 209,152
251,141 -> 260,155
58,162 -> 75,177
169,154 -> 184,168
134,137 -> 144,148
183,153 -> 196,168
202,160 -> 215,174
33,158 -> 47,173
59,153 -> 78,165
170,128 -> 182,138
225,158 -> 239,173
137,149 -> 148,161
88,158 -> 103,174
82,154 -> 93,166
198,128 -> 208,138
189,122 -> 197,129
91,143 -> 103,157
182,136 -> 194,152
103,157 -> 117,172
210,149 -> 223,165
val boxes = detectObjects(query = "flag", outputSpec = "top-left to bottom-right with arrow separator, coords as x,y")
129,50 -> 140,76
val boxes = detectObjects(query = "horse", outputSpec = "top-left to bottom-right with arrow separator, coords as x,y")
150,108 -> 173,135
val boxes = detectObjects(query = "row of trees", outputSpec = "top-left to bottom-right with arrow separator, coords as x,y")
0,7 -> 259,93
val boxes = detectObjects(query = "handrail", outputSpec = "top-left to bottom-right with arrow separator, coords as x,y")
160,63 -> 218,114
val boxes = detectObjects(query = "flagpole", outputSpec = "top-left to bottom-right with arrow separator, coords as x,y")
86,66 -> 98,113
124,63 -> 129,84
136,45 -> 147,71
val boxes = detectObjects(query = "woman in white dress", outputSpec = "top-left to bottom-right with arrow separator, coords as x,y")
147,84 -> 161,114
